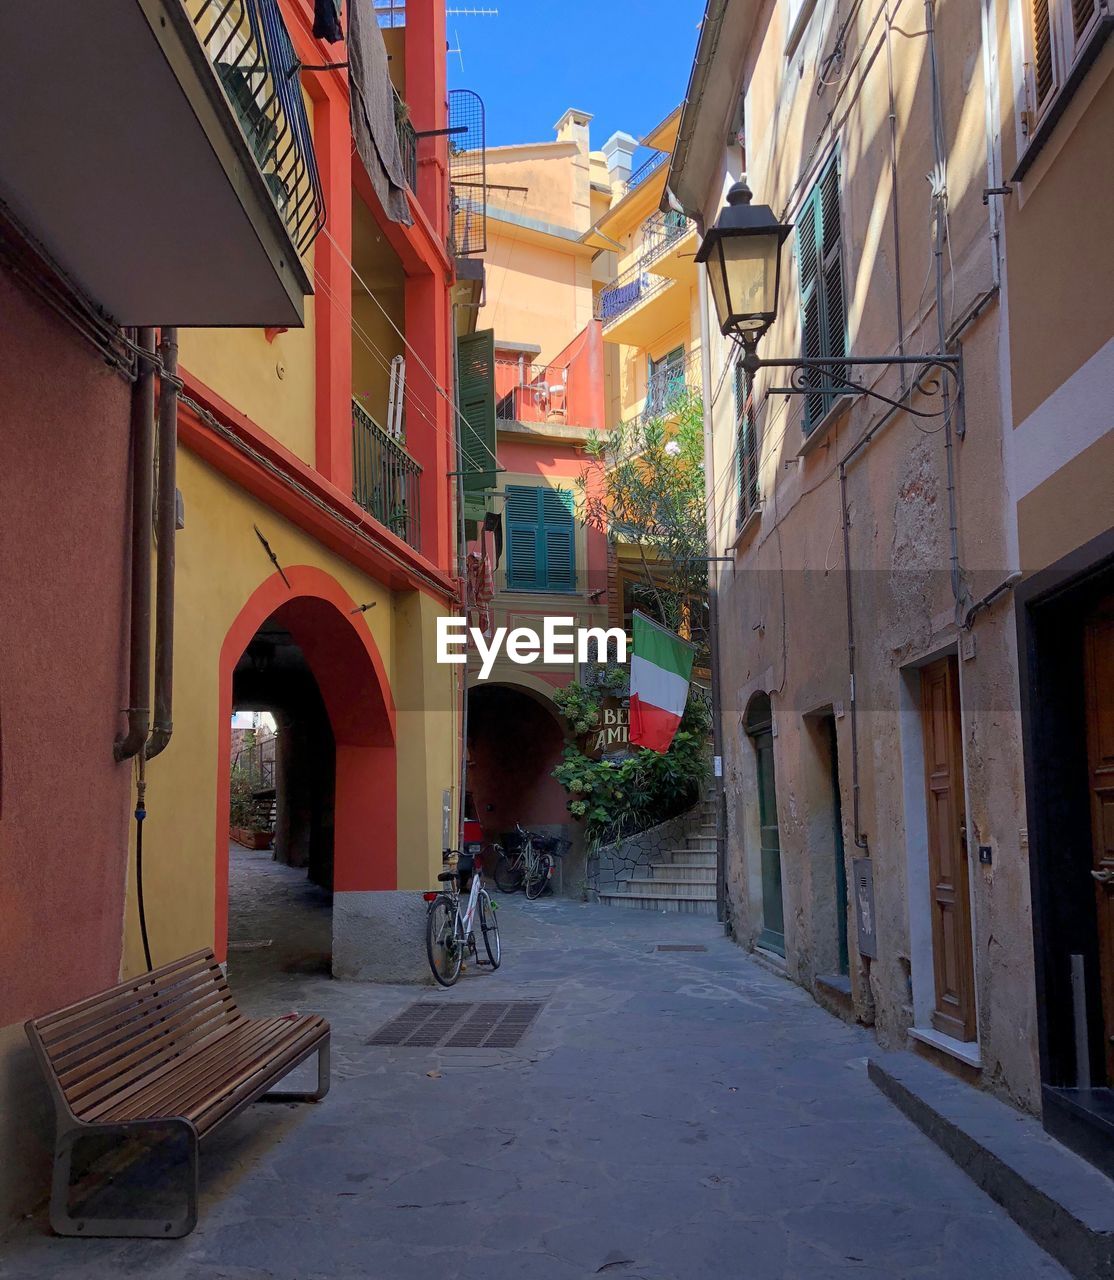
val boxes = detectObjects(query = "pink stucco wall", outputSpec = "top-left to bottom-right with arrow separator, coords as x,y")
0,271 -> 132,1027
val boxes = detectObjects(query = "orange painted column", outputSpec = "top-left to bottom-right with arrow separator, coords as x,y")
311,77 -> 354,494
405,0 -> 449,242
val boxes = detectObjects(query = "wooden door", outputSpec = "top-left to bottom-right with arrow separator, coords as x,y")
921,656 -> 977,1041
1084,597 -> 1114,1082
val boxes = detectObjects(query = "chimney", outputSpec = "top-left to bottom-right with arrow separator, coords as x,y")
554,108 -> 593,154
602,131 -> 639,199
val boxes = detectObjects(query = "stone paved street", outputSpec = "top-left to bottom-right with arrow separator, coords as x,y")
0,864 -> 1069,1279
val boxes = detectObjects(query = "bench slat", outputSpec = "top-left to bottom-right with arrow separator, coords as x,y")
63,1006 -> 247,1111
51,973 -> 237,1070
38,956 -> 231,1053
35,952 -> 223,1040
90,1016 -> 327,1131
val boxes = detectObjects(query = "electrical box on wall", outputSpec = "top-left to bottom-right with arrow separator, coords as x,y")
854,858 -> 878,959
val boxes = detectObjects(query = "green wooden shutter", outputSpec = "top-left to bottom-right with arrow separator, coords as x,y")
734,362 -> 758,522
503,485 -> 576,592
505,485 -> 540,590
798,153 -> 846,434
457,329 -> 497,498
541,488 -> 576,592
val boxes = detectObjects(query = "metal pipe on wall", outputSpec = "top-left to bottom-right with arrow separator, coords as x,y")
114,327 -> 157,762
146,327 -> 179,760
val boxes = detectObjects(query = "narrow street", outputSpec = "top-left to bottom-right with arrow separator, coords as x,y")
1,887 -> 1067,1280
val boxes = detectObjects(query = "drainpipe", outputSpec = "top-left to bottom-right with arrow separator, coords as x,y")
114,328 -> 156,762
146,327 -> 179,760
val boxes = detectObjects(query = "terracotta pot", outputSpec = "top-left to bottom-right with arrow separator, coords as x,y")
230,827 -> 273,850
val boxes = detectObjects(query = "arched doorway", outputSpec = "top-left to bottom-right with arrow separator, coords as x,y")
467,680 -> 570,848
216,567 -> 396,973
745,691 -> 785,957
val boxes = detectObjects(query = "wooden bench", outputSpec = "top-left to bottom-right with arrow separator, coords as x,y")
25,949 -> 329,1238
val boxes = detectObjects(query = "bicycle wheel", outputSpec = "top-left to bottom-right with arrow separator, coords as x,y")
479,890 -> 501,968
524,852 -> 553,901
494,853 -> 523,895
426,896 -> 463,987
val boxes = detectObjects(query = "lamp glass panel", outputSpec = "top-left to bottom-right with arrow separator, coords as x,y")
722,234 -> 779,329
707,242 -> 732,334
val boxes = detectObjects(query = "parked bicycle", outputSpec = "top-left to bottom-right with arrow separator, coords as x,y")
424,848 -> 501,987
494,825 -> 568,900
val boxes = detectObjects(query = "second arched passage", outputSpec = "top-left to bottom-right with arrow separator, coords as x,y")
466,679 -> 571,847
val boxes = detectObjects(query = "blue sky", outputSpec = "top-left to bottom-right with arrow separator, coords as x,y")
447,1 -> 706,160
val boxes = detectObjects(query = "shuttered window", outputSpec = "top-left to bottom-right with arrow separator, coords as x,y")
504,485 -> 577,593
733,361 -> 760,525
456,329 -> 497,497
1025,0 -> 1106,135
797,152 -> 846,435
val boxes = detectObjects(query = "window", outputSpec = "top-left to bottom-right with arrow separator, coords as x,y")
504,485 -> 576,593
1023,0 -> 1108,136
647,346 -> 686,417
796,151 -> 846,434
733,360 -> 760,525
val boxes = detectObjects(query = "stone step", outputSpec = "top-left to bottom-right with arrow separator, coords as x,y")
625,877 -> 716,899
599,892 -> 718,916
663,849 -> 717,865
646,863 -> 716,883
684,835 -> 718,850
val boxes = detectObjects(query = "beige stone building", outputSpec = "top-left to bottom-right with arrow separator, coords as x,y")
668,0 -> 1113,1172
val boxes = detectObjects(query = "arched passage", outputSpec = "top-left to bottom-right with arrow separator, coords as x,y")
467,680 -> 570,843
215,566 -> 396,962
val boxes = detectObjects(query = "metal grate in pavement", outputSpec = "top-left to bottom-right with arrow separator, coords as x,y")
656,944 -> 707,952
368,1001 -> 544,1049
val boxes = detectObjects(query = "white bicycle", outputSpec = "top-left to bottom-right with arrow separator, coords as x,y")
424,849 -> 501,987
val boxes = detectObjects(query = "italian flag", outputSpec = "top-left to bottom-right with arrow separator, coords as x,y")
629,611 -> 695,754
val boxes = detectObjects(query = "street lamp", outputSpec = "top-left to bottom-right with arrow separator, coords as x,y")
695,181 -> 791,351
697,180 -> 962,419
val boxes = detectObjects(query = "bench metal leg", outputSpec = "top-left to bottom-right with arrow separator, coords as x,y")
50,1118 -> 199,1239
263,1037 -> 331,1102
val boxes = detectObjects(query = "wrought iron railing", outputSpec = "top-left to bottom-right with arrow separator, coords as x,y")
594,259 -> 672,325
640,210 -> 693,265
639,349 -> 703,422
352,399 -> 422,550
393,87 -> 418,190
625,149 -> 668,193
185,0 -> 325,253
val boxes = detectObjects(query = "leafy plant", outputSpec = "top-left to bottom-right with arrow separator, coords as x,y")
552,691 -> 711,844
576,392 -> 709,663
229,765 -> 271,833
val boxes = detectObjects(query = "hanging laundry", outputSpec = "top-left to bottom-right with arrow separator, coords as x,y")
313,0 -> 343,43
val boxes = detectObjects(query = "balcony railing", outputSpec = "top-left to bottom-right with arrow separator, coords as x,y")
186,0 -> 325,253
625,149 -> 668,194
352,399 -> 422,551
628,349 -> 703,427
393,87 -> 418,190
496,361 -> 570,424
640,210 -> 692,265
595,260 -> 671,325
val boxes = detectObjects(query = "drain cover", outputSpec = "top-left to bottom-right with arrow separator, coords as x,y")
369,1001 -> 544,1049
657,944 -> 707,952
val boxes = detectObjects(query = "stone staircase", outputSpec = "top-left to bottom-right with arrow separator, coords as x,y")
599,789 -> 720,916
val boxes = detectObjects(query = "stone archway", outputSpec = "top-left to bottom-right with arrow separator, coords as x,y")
216,566 -> 396,967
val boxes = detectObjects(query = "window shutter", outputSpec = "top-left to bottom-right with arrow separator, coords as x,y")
456,329 -> 497,495
798,153 -> 846,434
1030,0 -> 1057,109
735,364 -> 759,522
1071,0 -> 1100,43
541,488 -> 576,592
505,485 -> 540,590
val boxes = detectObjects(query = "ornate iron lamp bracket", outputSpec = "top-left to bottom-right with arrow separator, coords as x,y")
737,342 -> 963,424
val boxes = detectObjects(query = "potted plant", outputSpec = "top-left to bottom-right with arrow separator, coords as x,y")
229,765 -> 273,850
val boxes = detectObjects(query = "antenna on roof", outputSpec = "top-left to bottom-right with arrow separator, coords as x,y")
447,29 -> 465,72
